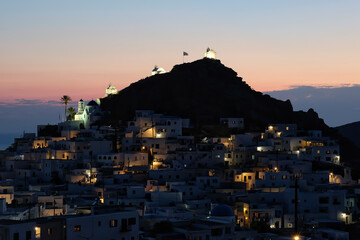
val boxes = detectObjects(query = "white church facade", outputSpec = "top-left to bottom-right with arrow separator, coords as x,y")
74,100 -> 102,129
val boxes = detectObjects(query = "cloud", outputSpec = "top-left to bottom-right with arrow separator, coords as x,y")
14,98 -> 44,105
0,98 -> 81,107
46,100 -> 61,105
266,84 -> 360,127
287,84 -> 360,90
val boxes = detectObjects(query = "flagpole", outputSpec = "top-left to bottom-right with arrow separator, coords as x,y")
183,51 -> 188,63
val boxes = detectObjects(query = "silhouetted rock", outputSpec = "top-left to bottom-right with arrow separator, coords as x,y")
101,58 -> 326,131
336,121 -> 360,148
100,58 -> 360,176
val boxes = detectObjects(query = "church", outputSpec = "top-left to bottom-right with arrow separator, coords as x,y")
74,99 -> 102,129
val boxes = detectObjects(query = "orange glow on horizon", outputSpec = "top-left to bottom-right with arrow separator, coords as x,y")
1,55 -> 359,103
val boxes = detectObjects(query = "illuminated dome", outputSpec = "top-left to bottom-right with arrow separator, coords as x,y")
211,204 -> 234,217
204,47 -> 216,59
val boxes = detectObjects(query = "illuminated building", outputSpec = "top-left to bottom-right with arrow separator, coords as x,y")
151,65 -> 166,75
105,83 -> 117,97
204,47 -> 216,59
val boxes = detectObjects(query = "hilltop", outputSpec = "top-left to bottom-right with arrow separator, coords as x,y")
101,58 -> 327,132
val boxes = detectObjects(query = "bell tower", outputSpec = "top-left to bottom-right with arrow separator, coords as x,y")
78,99 -> 85,113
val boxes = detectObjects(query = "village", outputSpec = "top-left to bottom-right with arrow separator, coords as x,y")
0,76 -> 356,239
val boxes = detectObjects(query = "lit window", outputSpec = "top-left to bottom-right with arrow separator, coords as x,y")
35,227 -> 41,238
109,219 -> 118,228
74,225 -> 81,232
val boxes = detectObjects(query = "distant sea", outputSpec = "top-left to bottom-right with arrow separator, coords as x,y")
0,133 -> 20,150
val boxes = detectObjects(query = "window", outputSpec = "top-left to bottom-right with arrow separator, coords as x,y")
319,207 -> 328,213
48,228 -> 52,235
74,225 -> 81,232
109,219 -> 118,227
26,231 -> 31,240
121,219 -> 128,232
13,233 -> 19,240
128,217 -> 136,225
319,197 -> 329,204
98,221 -> 102,226
282,175 -> 287,180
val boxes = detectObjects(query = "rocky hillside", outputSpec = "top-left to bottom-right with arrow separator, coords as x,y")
100,58 -> 360,177
101,58 -> 327,132
336,121 -> 360,148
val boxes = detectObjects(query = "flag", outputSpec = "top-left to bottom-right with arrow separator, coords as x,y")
183,51 -> 188,56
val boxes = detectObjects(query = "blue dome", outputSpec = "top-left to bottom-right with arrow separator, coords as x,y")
211,204 -> 234,217
87,100 -> 98,106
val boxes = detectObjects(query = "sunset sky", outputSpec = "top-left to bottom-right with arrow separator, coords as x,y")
1,1 -> 359,103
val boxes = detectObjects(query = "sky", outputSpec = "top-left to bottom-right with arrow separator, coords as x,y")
1,1 -> 360,102
266,85 -> 360,127
0,1 -> 360,149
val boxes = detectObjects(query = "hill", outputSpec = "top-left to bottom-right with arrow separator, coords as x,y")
101,58 -> 327,132
336,121 -> 360,148
100,58 -> 360,177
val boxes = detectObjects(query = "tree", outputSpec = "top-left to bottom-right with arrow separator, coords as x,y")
67,107 -> 76,121
60,95 -> 72,121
